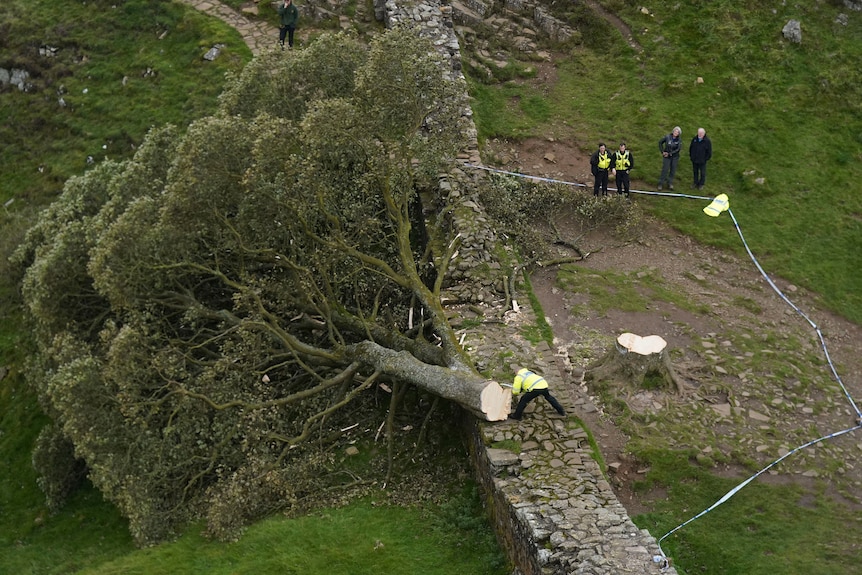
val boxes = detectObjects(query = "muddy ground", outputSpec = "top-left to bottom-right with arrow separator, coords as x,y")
483,135 -> 862,517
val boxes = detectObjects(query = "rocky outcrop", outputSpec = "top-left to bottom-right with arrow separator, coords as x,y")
0,68 -> 32,91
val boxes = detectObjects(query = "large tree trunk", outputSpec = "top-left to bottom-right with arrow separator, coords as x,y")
586,333 -> 686,394
349,340 -> 511,421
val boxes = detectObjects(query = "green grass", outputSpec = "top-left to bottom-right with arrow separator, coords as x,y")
466,0 -> 862,324
0,0 -> 250,204
556,264 -> 708,317
521,271 -> 554,345
0,3 -> 507,574
0,4 -> 251,570
566,416 -> 607,476
466,77 -> 553,140
632,449 -> 862,575
78,490 -> 506,575
490,439 -> 522,454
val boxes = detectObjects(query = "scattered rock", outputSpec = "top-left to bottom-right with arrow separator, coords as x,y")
345,446 -> 359,456
0,68 -> 31,91
203,44 -> 226,61
711,403 -> 731,418
748,409 -> 770,422
39,45 -> 60,58
782,19 -> 802,44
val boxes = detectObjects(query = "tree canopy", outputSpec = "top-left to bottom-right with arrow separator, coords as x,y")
13,30 -> 508,544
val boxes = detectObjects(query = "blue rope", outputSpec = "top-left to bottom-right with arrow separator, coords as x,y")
461,161 -> 862,569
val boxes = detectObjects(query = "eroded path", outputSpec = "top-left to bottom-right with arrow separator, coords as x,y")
177,0 -> 278,55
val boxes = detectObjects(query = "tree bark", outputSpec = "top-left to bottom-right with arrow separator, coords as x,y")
347,340 -> 511,421
586,333 -> 686,394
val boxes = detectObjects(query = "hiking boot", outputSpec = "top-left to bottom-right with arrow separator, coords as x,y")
657,184 -> 663,191
668,184 -> 674,190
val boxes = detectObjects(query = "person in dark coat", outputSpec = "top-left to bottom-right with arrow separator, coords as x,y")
590,143 -> 611,196
657,126 -> 682,191
278,0 -> 299,50
611,141 -> 634,197
689,128 -> 713,190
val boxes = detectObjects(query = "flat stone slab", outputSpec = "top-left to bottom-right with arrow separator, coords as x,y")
711,403 -> 731,418
748,409 -> 770,422
487,448 -> 520,466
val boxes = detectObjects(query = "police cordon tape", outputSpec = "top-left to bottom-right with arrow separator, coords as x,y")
461,161 -> 862,570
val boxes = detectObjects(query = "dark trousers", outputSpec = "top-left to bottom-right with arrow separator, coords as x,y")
513,389 -> 566,419
279,25 -> 295,47
615,170 -> 631,196
692,162 -> 707,187
659,155 -> 679,187
593,169 -> 609,196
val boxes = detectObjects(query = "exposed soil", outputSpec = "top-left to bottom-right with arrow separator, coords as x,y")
491,133 -> 862,517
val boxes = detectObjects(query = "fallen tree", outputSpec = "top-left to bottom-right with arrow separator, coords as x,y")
13,30 -> 507,544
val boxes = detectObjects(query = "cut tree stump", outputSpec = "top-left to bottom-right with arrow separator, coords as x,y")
586,333 -> 686,394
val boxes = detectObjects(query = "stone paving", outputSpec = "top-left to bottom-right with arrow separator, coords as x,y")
457,302 -> 676,574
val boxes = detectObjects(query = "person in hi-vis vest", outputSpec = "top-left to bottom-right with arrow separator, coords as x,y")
590,143 -> 611,196
510,368 -> 566,421
611,141 -> 634,198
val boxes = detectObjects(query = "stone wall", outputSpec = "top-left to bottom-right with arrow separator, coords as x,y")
376,0 -> 677,572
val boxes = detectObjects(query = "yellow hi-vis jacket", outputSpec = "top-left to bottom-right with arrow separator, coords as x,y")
597,152 -> 611,169
614,150 -> 631,171
513,369 -> 549,395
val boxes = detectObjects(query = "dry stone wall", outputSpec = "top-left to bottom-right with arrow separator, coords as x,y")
374,0 -> 678,572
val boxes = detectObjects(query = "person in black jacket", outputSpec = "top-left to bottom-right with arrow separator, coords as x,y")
611,141 -> 634,197
590,143 -> 611,196
278,0 -> 299,50
689,128 -> 713,190
657,126 -> 682,191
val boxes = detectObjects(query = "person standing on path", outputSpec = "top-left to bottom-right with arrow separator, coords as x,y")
611,141 -> 634,197
689,127 -> 712,190
509,368 -> 567,420
657,126 -> 682,191
278,0 -> 299,50
590,143 -> 612,196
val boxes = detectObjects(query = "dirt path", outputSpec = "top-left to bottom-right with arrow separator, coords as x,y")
584,0 -> 641,52
176,0 -> 279,55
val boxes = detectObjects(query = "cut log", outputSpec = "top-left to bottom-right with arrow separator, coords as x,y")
586,333 -> 686,394
348,340 -> 511,421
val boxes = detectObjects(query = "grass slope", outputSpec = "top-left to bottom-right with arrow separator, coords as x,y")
0,4 -> 508,574
0,1 -> 247,570
79,492 -> 505,575
0,0 -> 250,204
468,0 -> 862,324
632,450 -> 862,575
